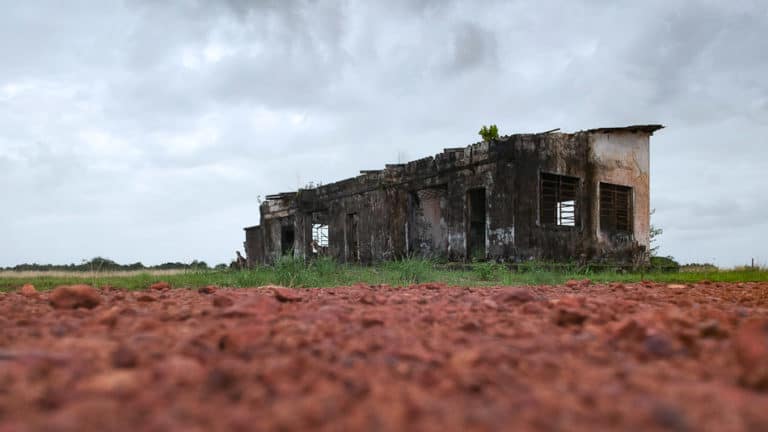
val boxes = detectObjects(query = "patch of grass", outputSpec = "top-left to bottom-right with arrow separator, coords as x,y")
382,258 -> 436,285
473,261 -> 503,282
1,260 -> 767,292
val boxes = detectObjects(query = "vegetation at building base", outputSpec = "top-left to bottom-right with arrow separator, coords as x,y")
1,257 -> 767,292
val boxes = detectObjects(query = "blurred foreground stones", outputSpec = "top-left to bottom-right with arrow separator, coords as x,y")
1,281 -> 767,431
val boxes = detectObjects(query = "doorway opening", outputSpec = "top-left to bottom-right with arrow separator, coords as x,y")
467,188 -> 486,260
346,213 -> 359,262
281,225 -> 295,256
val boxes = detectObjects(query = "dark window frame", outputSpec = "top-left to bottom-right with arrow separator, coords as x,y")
540,172 -> 580,228
599,182 -> 633,233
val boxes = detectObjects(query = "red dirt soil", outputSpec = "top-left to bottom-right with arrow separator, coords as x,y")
1,282 -> 767,431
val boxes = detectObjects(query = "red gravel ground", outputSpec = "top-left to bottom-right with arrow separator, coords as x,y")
1,281 -> 768,431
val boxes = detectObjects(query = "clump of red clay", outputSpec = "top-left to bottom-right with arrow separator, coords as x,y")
1,282 -> 767,431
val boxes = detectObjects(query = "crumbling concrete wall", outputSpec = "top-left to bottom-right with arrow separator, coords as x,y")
408,187 -> 448,258
510,132 -> 592,262
243,226 -> 263,267
244,125 -> 662,266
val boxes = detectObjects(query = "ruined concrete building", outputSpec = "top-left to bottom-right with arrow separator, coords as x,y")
244,125 -> 664,265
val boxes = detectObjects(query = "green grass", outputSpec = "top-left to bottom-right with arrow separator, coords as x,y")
1,257 -> 767,292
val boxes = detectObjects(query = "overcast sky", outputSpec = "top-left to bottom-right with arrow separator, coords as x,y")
1,0 -> 766,268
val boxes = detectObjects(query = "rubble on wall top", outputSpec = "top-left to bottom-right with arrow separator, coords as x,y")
258,123 -> 663,207
265,192 -> 297,201
407,155 -> 435,166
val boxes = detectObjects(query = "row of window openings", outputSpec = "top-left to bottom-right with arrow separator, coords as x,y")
282,223 -> 336,255
299,176 -> 633,251
541,173 -> 633,232
282,224 -> 330,255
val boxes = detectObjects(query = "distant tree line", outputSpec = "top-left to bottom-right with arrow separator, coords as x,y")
3,257 -> 225,272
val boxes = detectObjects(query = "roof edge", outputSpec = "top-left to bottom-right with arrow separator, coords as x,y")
585,124 -> 665,135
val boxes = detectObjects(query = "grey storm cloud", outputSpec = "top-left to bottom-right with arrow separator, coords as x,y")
1,0 -> 766,267
447,22 -> 498,73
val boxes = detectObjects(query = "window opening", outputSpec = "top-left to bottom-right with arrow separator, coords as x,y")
600,183 -> 632,232
311,224 -> 329,254
540,173 -> 579,227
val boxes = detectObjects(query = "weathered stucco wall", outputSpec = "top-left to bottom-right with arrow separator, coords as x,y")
244,125 -> 661,265
589,132 -> 650,249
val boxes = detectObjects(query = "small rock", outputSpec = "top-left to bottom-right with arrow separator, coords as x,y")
389,295 -> 406,304
651,402 -> 689,432
565,280 -> 580,288
212,295 -> 235,308
218,297 -> 280,318
460,321 -> 481,332
699,319 -> 727,339
361,317 -> 384,327
493,287 -> 534,303
613,319 -> 646,341
49,285 -> 101,309
644,334 -> 675,358
565,279 -> 591,288
198,285 -> 217,294
172,308 -> 193,321
218,326 -> 270,354
667,284 -> 687,289
149,282 -> 171,291
156,355 -> 206,386
136,294 -> 156,302
96,306 -> 120,327
450,349 -> 481,370
482,299 -> 499,310
78,370 -> 140,394
50,322 -> 75,338
522,302 -> 544,314
111,346 -> 138,369
360,293 -> 377,305
556,295 -> 586,309
19,284 -> 37,297
206,367 -> 239,392
272,287 -> 302,303
734,318 -> 768,390
556,309 -> 588,326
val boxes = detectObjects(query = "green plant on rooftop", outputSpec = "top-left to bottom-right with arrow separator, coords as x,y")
478,124 -> 499,142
